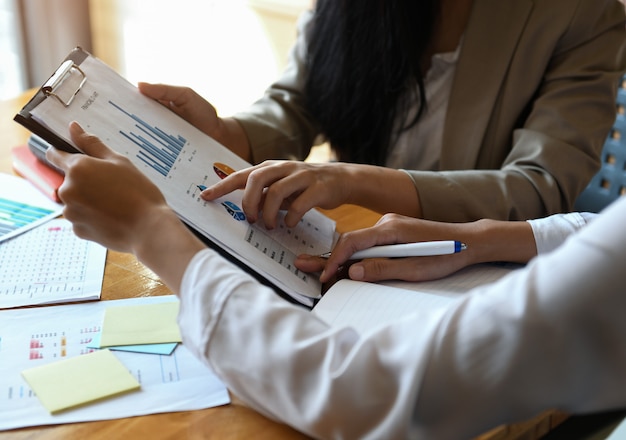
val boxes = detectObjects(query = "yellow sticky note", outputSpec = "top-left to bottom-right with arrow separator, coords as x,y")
21,349 -> 140,414
100,301 -> 181,347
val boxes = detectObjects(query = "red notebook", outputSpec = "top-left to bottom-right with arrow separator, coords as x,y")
11,144 -> 64,203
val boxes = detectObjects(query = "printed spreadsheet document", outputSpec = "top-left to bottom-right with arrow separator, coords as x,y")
0,218 -> 106,309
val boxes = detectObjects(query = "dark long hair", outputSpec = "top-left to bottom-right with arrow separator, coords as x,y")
304,0 -> 440,165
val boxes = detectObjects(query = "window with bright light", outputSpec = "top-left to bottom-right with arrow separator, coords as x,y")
0,0 -> 26,99
92,0 -> 308,117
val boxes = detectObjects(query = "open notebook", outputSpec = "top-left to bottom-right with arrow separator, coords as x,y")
313,263 -> 518,332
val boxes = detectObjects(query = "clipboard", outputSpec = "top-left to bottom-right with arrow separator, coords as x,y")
12,47 -> 337,308
14,47 -> 89,154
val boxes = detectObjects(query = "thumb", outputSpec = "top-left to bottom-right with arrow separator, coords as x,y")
347,260 -> 392,282
68,121 -> 115,159
347,258 -> 422,283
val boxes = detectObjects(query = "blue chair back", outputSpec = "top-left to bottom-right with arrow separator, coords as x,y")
574,75 -> 626,213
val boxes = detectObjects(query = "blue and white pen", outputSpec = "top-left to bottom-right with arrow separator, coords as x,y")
320,240 -> 467,259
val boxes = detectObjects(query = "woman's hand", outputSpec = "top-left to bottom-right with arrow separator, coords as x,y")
201,161 -> 421,228
201,160 -> 357,228
139,82 -> 220,139
139,82 -> 251,160
295,213 -> 537,283
301,214 -> 478,283
46,122 -> 205,292
46,122 -> 170,253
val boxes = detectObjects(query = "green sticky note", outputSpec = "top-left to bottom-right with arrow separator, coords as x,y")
21,349 -> 140,414
100,301 -> 182,347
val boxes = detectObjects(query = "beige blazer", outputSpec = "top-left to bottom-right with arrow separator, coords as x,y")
235,0 -> 626,221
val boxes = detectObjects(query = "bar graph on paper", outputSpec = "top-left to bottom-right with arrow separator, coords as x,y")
0,296 -> 230,432
109,100 -> 185,177
0,173 -> 63,243
0,198 -> 56,238
25,53 -> 337,303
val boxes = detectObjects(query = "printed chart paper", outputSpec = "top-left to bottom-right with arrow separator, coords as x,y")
0,295 -> 230,431
29,55 -> 335,305
0,173 -> 62,243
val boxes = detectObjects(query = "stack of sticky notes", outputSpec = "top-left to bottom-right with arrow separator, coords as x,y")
21,300 -> 182,414
90,301 -> 182,355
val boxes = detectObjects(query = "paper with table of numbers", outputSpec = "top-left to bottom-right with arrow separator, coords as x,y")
0,218 -> 107,309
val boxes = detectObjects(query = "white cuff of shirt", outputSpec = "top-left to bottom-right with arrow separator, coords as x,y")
527,212 -> 597,255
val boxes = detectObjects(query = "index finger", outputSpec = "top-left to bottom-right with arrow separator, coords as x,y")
201,168 -> 252,200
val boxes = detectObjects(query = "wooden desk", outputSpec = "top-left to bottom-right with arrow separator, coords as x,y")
0,90 -> 566,439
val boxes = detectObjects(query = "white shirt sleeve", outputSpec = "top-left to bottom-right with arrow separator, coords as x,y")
527,211 -> 597,254
177,198 -> 626,440
177,247 -> 444,439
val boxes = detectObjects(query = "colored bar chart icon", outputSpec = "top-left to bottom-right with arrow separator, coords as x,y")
109,100 -> 186,177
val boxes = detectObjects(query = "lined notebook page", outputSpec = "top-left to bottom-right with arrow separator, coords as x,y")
313,263 -> 516,333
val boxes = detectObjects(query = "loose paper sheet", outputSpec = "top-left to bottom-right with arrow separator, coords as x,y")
0,218 -> 106,309
0,295 -> 229,431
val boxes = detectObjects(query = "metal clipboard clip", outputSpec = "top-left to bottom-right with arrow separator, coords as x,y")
42,59 -> 87,107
